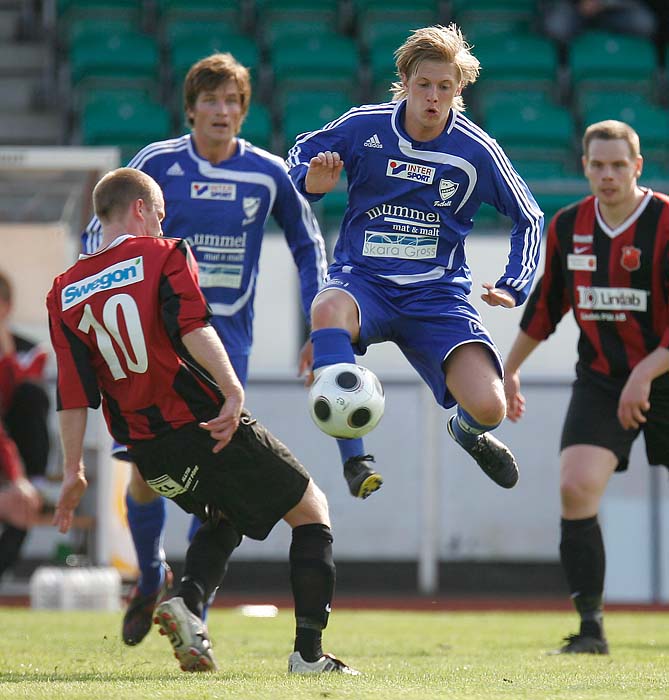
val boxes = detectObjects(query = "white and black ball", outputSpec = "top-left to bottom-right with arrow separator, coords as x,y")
308,363 -> 385,439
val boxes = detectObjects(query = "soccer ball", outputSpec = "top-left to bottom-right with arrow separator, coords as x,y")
308,363 -> 385,439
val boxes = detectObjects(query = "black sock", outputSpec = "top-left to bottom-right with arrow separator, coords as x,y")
178,517 -> 242,617
560,516 -> 605,638
290,524 -> 335,662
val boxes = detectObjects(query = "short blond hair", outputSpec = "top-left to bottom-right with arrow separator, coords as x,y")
391,24 -> 480,110
93,168 -> 162,223
583,120 -> 641,159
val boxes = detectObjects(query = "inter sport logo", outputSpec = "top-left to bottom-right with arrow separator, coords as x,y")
386,159 -> 435,184
61,257 -> 144,310
191,182 -> 236,200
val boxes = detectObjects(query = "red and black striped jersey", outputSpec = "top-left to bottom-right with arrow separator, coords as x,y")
521,189 -> 669,380
47,235 -> 222,445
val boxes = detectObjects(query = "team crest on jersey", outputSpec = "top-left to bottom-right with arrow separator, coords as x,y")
242,196 -> 261,224
433,178 -> 459,207
620,245 -> 641,272
191,182 -> 236,200
61,257 -> 144,310
386,159 -> 435,184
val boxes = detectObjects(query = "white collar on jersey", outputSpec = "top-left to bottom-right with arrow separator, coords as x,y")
594,188 -> 653,238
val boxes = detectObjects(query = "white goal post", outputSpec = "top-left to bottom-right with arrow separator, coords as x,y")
0,145 -> 139,574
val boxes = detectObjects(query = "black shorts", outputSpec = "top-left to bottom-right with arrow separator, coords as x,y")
129,412 -> 310,540
561,365 -> 669,472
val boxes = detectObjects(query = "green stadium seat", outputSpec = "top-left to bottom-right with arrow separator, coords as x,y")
254,0 -> 339,24
368,38 -> 402,102
161,19 -> 244,50
512,159 -> 572,181
155,0 -> 239,22
57,0 -> 142,26
582,103 -> 669,157
240,103 -> 273,151
261,19 -> 334,50
574,89 -> 647,121
282,91 -> 354,149
534,191 -> 584,223
483,100 -> 575,163
69,31 -> 160,95
170,34 -> 260,84
640,159 -> 669,189
271,34 -> 360,99
472,203 -> 503,232
352,0 -> 438,25
471,34 -> 558,84
80,95 -> 172,155
450,0 -> 535,21
568,32 -> 658,95
462,18 -> 533,48
359,19 -> 417,53
63,16 -> 140,51
321,188 -> 349,232
75,85 -> 157,114
473,87 -> 556,124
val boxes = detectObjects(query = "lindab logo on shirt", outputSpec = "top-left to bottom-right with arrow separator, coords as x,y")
61,257 -> 144,310
576,285 -> 648,312
386,159 -> 435,184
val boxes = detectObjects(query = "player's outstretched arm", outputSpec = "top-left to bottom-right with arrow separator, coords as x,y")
54,407 -> 88,533
503,331 -> 542,423
304,151 -> 344,194
183,326 -> 245,453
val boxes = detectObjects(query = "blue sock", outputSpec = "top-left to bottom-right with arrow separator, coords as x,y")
311,328 -> 366,463
311,327 -> 355,370
337,437 -> 365,462
450,407 -> 499,449
125,494 -> 166,596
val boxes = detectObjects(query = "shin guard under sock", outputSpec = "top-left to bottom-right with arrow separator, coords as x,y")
290,524 -> 335,661
560,515 -> 605,637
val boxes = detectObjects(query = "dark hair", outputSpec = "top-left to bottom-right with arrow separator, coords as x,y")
183,52 -> 251,128
93,168 -> 162,223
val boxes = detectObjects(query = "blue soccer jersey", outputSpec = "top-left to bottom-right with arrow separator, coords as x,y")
83,134 -> 328,357
287,100 -> 543,305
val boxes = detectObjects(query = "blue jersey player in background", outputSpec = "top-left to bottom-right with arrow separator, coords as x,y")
82,53 -> 328,647
287,24 -> 544,492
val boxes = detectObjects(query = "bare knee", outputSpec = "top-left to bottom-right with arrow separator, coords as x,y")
461,381 -> 506,427
470,392 -> 506,427
311,291 -> 358,336
560,473 -> 600,517
127,464 -> 158,504
284,480 -> 330,528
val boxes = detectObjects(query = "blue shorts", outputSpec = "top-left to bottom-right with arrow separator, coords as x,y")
112,353 -> 249,462
316,270 -> 502,409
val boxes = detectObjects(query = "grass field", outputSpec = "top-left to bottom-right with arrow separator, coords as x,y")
0,607 -> 668,699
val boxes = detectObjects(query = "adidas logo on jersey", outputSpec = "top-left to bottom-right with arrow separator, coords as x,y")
364,134 -> 383,149
166,162 -> 184,176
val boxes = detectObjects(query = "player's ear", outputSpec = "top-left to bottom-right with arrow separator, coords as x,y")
133,197 -> 145,220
